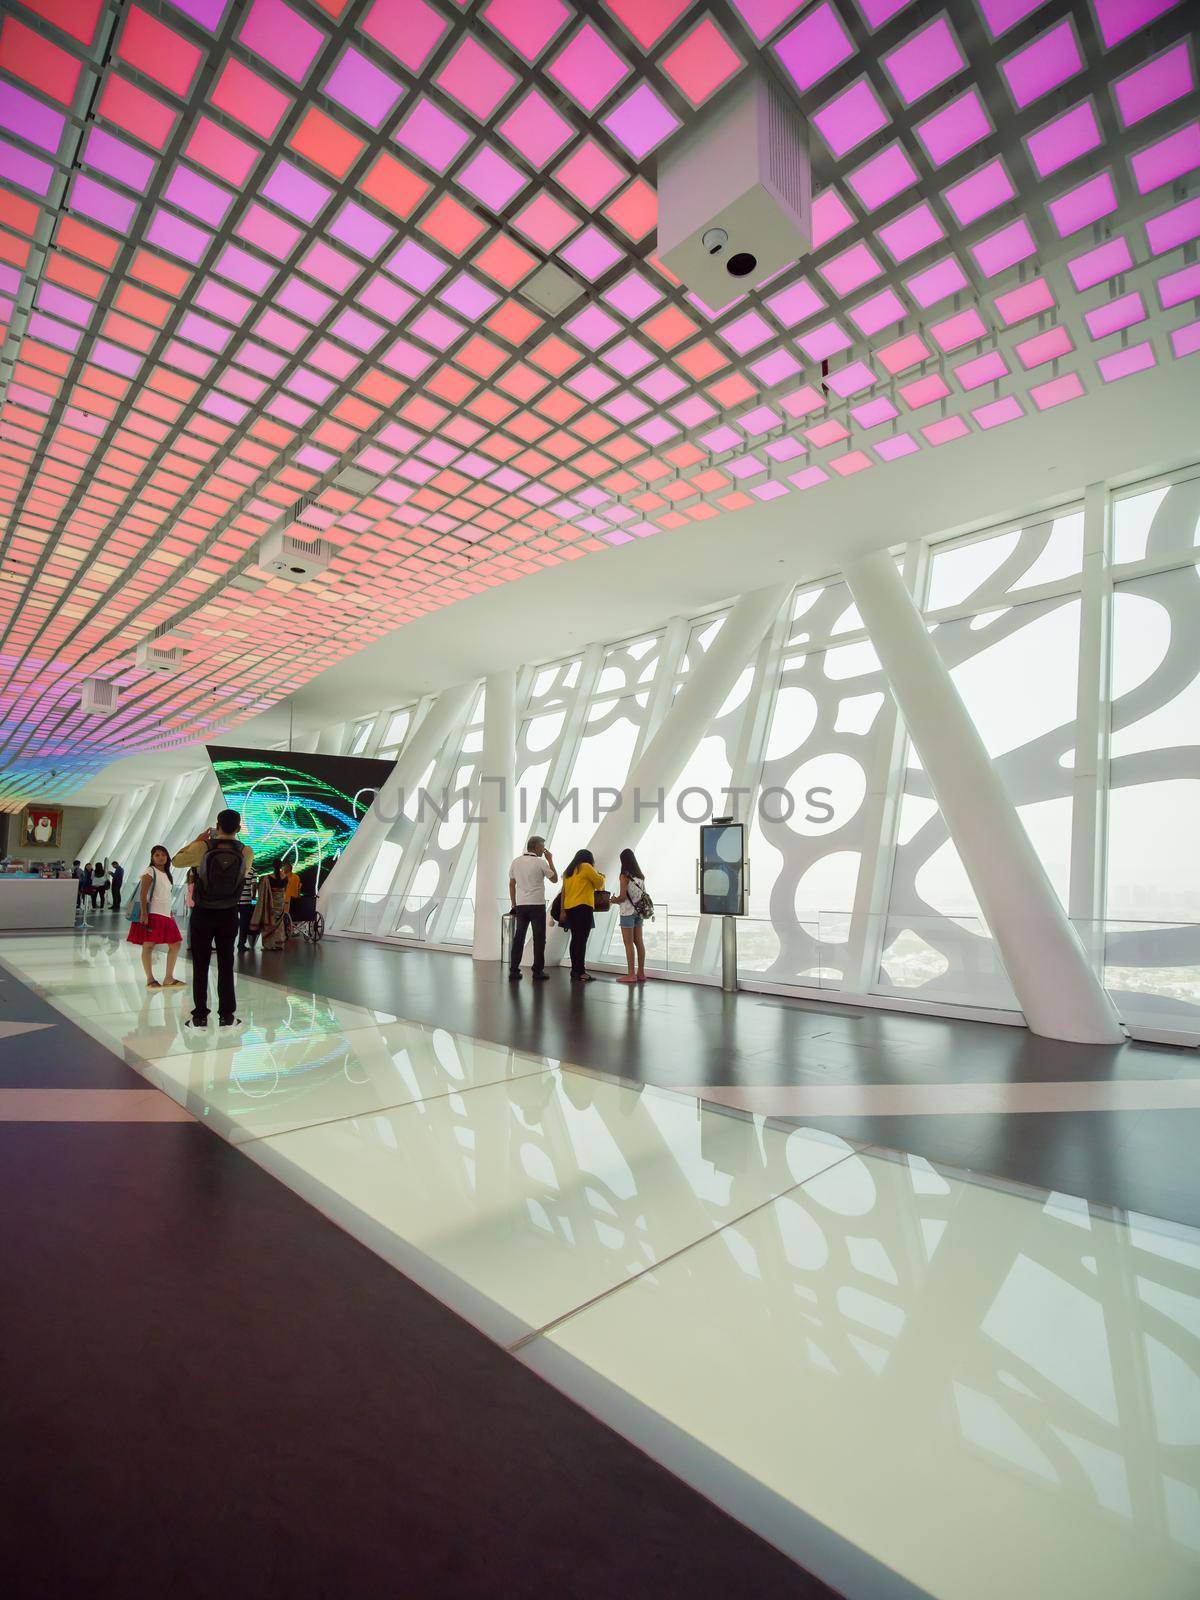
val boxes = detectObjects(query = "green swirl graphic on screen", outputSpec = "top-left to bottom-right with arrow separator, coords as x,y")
207,746 -> 393,879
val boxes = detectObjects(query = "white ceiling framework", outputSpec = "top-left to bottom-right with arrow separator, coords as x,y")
0,0 -> 1196,803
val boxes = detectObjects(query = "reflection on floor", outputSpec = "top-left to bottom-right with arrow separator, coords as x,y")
246,934 -> 1200,1230
3,932 -> 1199,1600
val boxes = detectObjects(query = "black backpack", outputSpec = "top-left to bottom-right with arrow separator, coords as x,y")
193,837 -> 246,910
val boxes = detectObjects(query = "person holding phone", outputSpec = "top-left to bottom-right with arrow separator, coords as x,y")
507,835 -> 557,981
173,809 -> 252,1029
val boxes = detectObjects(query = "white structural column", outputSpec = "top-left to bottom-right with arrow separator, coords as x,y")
106,784 -> 152,866
472,669 -> 516,960
319,680 -> 478,931
177,769 -> 222,843
78,791 -> 131,866
842,543 -> 929,993
844,548 -> 1124,1044
587,584 -> 791,868
122,773 -> 186,875
1068,481 -> 1110,968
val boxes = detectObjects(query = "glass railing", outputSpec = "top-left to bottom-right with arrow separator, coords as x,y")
1083,917 -> 1200,1034
593,903 -> 699,973
859,911 -> 1018,1009
734,913 -> 845,988
318,892 -> 1200,1031
319,892 -> 482,947
732,910 -> 1200,1029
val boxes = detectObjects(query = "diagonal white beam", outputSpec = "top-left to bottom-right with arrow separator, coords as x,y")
844,548 -> 1124,1044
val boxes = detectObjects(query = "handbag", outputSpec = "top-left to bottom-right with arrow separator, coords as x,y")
126,867 -> 153,923
594,889 -> 612,913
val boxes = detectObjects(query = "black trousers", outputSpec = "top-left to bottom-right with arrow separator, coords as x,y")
190,905 -> 238,1021
509,905 -> 546,975
564,905 -> 594,977
110,885 -> 122,910
237,902 -> 258,949
89,889 -> 105,909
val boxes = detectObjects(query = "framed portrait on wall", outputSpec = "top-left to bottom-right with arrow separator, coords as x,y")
20,805 -> 63,849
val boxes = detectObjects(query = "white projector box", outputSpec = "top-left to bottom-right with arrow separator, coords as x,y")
658,72 -> 811,311
257,529 -> 333,583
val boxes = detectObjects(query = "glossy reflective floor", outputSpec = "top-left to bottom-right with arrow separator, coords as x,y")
262,932 -> 1200,1229
4,932 -> 1199,1600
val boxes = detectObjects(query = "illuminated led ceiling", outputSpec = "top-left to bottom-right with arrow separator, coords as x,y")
0,0 -> 1196,801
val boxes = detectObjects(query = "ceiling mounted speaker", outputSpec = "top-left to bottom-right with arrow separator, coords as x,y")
80,678 -> 120,716
135,638 -> 183,675
257,529 -> 334,583
521,261 -> 585,316
658,71 -> 811,311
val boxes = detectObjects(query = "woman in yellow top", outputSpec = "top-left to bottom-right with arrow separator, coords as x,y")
559,849 -> 605,982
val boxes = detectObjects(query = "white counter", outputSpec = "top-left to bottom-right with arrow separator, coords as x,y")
0,876 -> 79,930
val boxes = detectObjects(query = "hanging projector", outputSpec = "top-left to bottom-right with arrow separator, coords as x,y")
658,71 -> 811,312
80,678 -> 120,716
256,529 -> 333,583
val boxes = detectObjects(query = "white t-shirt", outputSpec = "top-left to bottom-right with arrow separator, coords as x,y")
510,853 -> 553,906
145,866 -> 173,916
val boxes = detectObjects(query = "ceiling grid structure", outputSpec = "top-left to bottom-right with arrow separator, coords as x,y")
0,0 -> 1195,801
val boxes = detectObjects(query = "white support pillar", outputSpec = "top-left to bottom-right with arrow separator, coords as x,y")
78,793 -> 124,867
585,585 -> 791,870
177,769 -> 222,844
688,601 -> 789,977
316,722 -> 345,755
472,669 -> 516,960
108,784 -> 153,867
116,785 -> 160,879
318,679 -> 478,930
123,773 -> 187,875
538,587 -> 787,970
1068,482 -> 1110,974
842,543 -> 929,994
844,548 -> 1124,1044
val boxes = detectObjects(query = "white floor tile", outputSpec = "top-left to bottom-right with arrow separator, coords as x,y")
523,1148 -> 1200,1600
56,983 -> 394,1055
143,1019 -> 554,1142
250,1073 -> 859,1344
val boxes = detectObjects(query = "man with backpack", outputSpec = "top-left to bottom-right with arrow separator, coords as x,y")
172,809 -> 253,1029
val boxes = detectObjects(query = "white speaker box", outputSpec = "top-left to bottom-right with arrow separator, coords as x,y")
135,639 -> 183,674
80,678 -> 120,716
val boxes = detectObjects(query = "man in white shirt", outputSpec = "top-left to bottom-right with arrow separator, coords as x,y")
507,835 -> 558,980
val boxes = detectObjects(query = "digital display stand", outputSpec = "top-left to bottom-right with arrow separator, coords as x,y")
698,820 -> 746,991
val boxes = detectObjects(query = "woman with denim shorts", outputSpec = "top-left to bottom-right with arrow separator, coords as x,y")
614,847 -> 648,985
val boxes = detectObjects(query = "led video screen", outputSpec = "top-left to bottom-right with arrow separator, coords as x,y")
206,746 -> 393,879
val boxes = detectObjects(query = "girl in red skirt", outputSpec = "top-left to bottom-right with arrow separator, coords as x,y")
126,844 -> 185,989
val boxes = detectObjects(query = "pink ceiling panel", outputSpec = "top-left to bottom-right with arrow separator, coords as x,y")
3,0 -> 1194,794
